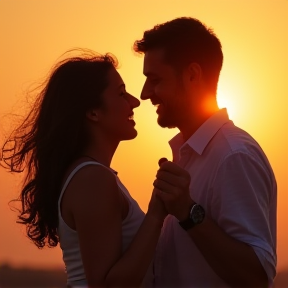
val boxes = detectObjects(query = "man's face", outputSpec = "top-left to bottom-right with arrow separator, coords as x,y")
141,49 -> 186,129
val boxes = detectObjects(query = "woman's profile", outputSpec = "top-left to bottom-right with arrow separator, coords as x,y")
1,49 -> 167,288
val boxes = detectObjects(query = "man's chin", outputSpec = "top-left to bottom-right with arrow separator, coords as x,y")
157,117 -> 176,129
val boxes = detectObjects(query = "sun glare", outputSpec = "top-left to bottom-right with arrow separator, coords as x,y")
216,84 -> 238,121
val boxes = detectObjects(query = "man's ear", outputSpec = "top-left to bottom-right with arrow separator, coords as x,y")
187,62 -> 202,82
182,62 -> 202,92
86,109 -> 99,122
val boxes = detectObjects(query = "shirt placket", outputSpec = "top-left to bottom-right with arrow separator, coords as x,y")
177,145 -> 192,168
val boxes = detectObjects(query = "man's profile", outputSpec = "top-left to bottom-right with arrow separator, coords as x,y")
134,17 -> 277,288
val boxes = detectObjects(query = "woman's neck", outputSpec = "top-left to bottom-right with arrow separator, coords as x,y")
82,138 -> 119,167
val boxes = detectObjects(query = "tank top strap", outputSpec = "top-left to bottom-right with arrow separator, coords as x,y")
58,161 -> 116,209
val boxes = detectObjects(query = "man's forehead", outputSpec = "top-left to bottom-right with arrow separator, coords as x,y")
144,49 -> 165,63
143,49 -> 167,74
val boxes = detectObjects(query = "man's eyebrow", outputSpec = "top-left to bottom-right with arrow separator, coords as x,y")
143,72 -> 158,77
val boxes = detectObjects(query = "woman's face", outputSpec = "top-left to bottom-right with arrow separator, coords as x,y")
94,68 -> 141,141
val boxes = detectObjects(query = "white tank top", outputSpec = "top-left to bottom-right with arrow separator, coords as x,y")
57,161 -> 145,286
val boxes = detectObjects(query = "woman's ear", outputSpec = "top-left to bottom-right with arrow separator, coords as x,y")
86,109 -> 99,122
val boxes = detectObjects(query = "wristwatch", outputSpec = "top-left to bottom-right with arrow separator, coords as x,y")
179,203 -> 205,230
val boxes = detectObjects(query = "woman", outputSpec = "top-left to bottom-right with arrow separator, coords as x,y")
1,49 -> 167,287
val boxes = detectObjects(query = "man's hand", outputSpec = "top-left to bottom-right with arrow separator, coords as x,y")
153,158 -> 194,221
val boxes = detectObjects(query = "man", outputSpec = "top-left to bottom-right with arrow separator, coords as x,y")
134,17 -> 277,288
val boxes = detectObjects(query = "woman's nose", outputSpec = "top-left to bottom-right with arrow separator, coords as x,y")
129,94 -> 140,108
133,96 -> 140,108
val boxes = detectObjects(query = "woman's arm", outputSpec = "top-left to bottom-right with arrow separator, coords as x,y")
65,165 -> 165,288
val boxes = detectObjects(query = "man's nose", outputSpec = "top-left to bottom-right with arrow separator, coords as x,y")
140,80 -> 151,100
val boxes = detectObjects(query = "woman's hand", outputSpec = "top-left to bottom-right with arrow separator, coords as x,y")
147,189 -> 168,225
146,158 -> 170,224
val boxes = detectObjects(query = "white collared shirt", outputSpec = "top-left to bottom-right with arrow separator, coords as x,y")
153,108 -> 277,288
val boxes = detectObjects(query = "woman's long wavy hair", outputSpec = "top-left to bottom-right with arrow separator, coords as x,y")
1,49 -> 118,248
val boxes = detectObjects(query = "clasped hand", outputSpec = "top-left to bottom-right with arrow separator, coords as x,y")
152,158 -> 194,222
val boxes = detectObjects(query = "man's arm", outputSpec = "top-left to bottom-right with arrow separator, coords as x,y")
155,155 -> 276,288
186,214 -> 268,288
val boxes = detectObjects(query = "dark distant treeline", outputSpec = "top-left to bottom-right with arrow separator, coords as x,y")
0,263 -> 66,288
273,268 -> 288,288
0,262 -> 287,287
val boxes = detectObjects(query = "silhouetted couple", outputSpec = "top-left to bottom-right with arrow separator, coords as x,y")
2,17 -> 276,288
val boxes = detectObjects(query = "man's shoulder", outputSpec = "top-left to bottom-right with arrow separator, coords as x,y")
216,121 -> 261,154
202,121 -> 270,170
212,122 -> 275,176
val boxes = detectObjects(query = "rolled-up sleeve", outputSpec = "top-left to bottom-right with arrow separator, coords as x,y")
211,151 -> 277,283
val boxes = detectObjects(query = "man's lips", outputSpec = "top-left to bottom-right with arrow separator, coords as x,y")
151,100 -> 161,106
152,103 -> 161,114
150,100 -> 162,114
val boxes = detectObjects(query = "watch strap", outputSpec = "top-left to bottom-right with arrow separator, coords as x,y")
179,217 -> 196,230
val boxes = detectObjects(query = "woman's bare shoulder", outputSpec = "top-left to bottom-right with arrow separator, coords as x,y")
62,161 -> 120,214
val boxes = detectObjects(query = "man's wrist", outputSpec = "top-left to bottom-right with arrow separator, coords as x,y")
179,202 -> 205,231
177,200 -> 196,222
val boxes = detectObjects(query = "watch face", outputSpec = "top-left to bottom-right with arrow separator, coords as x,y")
191,204 -> 205,224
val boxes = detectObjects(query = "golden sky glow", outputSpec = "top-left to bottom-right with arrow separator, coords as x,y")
0,0 -> 287,273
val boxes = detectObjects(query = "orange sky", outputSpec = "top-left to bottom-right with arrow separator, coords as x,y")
0,0 -> 287,273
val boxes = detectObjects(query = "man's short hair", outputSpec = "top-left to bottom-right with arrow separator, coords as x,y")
134,17 -> 223,93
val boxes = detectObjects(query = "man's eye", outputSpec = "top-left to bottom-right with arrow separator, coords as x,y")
150,78 -> 160,84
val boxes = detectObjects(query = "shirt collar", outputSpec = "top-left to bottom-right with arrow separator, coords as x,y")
169,108 -> 230,157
